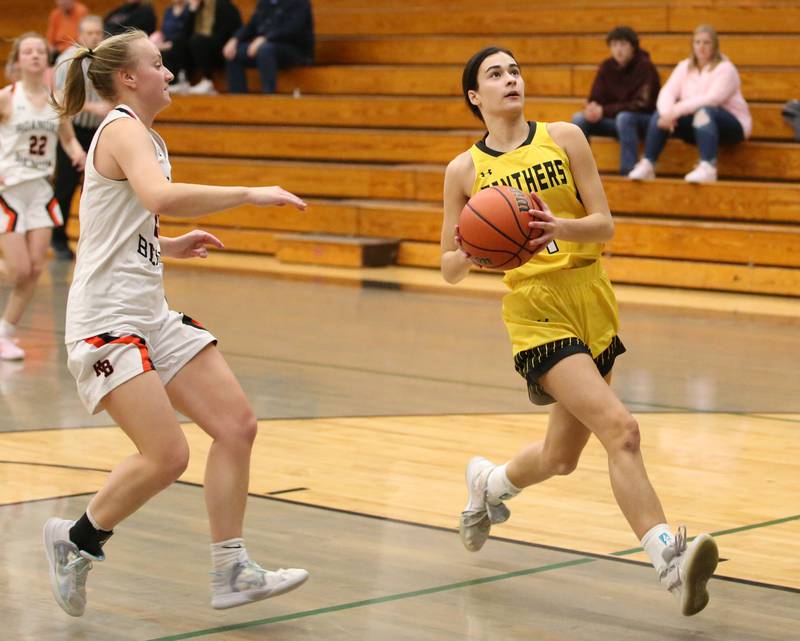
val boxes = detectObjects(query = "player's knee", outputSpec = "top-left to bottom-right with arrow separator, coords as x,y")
219,406 -> 258,447
550,457 -> 579,476
7,263 -> 32,287
236,410 -> 258,446
614,414 -> 641,453
29,262 -> 44,282
154,441 -> 190,486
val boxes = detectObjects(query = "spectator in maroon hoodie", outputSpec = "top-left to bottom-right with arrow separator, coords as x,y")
572,26 -> 660,175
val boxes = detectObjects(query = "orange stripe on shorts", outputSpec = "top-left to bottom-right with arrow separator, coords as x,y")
84,334 -> 154,372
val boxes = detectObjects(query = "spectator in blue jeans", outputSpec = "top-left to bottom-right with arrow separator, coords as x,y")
222,0 -> 313,94
572,26 -> 660,175
628,25 -> 751,184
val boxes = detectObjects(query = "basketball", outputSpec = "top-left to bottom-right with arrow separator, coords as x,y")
458,186 -> 541,269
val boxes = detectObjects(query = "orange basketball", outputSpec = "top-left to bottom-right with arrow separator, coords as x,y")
458,186 -> 541,269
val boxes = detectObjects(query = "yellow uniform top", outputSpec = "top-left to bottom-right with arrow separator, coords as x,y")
468,121 -> 603,287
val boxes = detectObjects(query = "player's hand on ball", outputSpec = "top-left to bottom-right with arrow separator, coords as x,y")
527,192 -> 558,253
247,186 -> 307,210
454,224 -> 479,267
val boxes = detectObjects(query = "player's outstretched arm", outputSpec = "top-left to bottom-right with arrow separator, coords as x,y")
440,153 -> 475,284
104,118 -> 307,217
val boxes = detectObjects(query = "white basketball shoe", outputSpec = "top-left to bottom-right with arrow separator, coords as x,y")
211,556 -> 309,609
43,517 -> 103,617
659,525 -> 719,616
458,456 -> 510,552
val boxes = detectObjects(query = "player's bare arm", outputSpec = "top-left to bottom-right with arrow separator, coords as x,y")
57,117 -> 86,171
440,151 -> 475,284
98,118 -> 306,217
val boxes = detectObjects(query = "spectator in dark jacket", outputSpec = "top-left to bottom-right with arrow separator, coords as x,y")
223,0 -> 314,94
151,0 -> 242,93
104,0 -> 157,36
150,0 -> 192,89
572,26 -> 660,175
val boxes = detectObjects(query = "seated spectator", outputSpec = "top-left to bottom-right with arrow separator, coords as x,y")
572,26 -> 660,175
104,0 -> 157,37
155,0 -> 243,94
223,0 -> 314,94
46,0 -> 89,60
150,0 -> 193,90
628,25 -> 751,184
186,0 -> 243,94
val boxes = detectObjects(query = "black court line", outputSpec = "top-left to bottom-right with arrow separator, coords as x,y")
265,487 -> 309,496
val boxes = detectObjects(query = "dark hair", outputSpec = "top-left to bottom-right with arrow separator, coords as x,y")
461,46 -> 516,122
606,25 -> 639,50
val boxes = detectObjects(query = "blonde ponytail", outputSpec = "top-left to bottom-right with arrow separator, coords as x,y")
52,29 -> 148,118
53,47 -> 93,117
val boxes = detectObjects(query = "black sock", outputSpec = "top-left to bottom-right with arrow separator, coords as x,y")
69,513 -> 113,557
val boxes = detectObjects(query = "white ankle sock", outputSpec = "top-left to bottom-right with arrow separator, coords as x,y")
641,523 -> 673,573
0,319 -> 16,337
486,463 -> 521,505
211,537 -> 247,573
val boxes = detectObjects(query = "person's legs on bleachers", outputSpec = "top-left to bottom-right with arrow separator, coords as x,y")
615,111 -> 651,175
254,42 -> 311,94
684,107 -> 744,183
226,42 -> 253,93
187,33 -> 224,94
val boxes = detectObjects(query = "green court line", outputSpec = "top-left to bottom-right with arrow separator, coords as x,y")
147,512 -> 800,641
146,556 -> 595,641
610,513 -> 800,556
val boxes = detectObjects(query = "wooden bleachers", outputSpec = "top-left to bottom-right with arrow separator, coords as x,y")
6,0 -> 800,295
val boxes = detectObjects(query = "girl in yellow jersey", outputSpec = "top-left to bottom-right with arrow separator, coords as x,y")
441,47 -> 718,617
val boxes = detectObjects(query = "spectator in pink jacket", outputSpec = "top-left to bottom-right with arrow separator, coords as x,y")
628,25 -> 751,184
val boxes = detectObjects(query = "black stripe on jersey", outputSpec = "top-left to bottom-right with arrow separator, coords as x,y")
114,107 -> 137,120
476,121 -> 537,157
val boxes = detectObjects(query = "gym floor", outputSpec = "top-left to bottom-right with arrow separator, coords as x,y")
2,260 -> 798,640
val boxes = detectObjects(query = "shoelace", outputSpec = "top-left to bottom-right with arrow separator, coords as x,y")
64,555 -> 92,591
64,556 -> 92,573
660,525 -> 688,591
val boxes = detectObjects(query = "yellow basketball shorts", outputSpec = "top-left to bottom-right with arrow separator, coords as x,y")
502,261 -> 626,405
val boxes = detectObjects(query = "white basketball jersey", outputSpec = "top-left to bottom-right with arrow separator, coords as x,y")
65,106 -> 171,343
0,83 -> 60,187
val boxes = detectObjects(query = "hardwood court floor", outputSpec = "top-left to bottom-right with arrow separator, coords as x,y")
1,261 -> 798,640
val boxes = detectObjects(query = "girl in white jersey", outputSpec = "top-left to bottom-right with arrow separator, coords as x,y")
43,30 -> 309,617
0,33 -> 86,360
